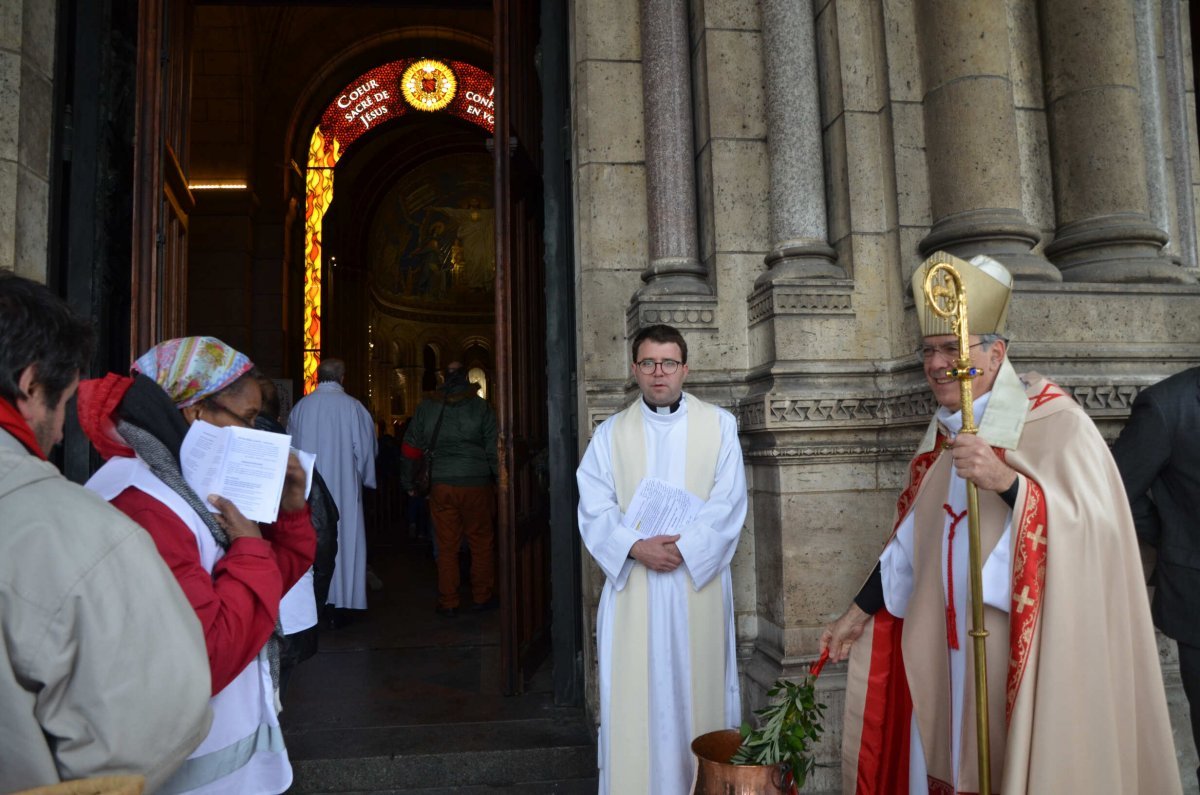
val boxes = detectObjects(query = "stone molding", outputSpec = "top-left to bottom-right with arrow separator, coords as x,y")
747,280 -> 855,326
370,286 -> 495,324
588,408 -> 617,431
625,295 -> 719,338
1060,382 -> 1144,414
737,381 -> 1152,432
584,381 -> 1153,447
743,442 -> 917,462
737,390 -> 936,430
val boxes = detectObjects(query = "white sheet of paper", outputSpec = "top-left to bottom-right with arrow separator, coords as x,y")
180,420 -> 292,523
621,477 -> 704,536
293,448 -> 316,500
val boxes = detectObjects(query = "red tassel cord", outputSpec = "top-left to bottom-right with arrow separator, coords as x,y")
942,503 -> 968,650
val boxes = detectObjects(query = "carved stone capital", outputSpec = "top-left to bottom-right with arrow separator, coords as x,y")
626,294 -> 719,338
747,279 -> 855,327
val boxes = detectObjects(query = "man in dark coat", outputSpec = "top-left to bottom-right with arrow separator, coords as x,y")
400,362 -> 498,617
255,375 -> 339,690
1112,364 -> 1200,786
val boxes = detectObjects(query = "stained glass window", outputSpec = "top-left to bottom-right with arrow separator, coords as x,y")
302,59 -> 494,393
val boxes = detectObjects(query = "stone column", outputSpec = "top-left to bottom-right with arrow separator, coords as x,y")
755,0 -> 841,284
635,0 -> 710,297
916,0 -> 1059,281
0,0 -> 57,280
1040,0 -> 1192,283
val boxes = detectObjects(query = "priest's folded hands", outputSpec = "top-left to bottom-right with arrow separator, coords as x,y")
630,534 -> 683,572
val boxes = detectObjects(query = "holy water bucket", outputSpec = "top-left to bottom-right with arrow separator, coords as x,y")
691,729 -> 794,795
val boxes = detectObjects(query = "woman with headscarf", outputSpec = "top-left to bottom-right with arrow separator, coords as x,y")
77,336 -> 316,795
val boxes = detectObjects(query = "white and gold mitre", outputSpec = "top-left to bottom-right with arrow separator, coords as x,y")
911,251 -> 1014,337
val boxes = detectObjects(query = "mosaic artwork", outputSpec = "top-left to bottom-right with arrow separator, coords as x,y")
367,153 -> 495,308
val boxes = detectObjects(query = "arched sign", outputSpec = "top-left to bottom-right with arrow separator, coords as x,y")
303,58 -> 495,392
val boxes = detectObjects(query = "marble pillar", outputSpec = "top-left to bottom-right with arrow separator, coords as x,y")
756,0 -> 841,285
1040,0 -> 1193,283
916,0 -> 1059,281
635,0 -> 710,297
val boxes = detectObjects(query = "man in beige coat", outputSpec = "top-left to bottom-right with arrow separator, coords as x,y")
0,272 -> 211,792
821,253 -> 1181,794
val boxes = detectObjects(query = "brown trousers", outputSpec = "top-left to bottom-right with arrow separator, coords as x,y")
429,483 -> 496,608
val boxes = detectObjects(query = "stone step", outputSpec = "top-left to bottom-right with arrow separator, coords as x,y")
285,716 -> 596,793
304,782 -> 597,795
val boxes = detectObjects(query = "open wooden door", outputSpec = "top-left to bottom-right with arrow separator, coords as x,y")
131,0 -> 194,356
494,0 -> 551,695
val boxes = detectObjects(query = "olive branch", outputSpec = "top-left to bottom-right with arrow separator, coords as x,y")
730,675 -> 826,792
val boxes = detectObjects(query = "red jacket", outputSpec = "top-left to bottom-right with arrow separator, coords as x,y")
111,488 -> 315,694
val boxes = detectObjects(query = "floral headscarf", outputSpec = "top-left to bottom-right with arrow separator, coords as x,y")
132,336 -> 254,408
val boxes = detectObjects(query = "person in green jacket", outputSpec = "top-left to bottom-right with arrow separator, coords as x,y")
400,362 -> 499,617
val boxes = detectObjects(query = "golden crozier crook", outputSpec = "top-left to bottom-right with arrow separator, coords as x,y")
922,259 -> 992,795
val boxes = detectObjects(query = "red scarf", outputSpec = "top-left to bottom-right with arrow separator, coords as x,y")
0,396 -> 46,460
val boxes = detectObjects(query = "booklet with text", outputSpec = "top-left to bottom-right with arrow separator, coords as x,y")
621,477 -> 704,536
180,420 -> 292,524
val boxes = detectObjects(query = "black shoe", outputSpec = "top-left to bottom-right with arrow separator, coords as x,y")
470,596 -> 500,612
436,605 -> 459,619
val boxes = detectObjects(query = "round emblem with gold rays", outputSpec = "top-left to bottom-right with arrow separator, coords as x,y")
400,60 -> 457,112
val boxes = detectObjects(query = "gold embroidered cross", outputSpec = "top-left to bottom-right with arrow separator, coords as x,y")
1014,585 -> 1035,614
1032,522 -> 1047,548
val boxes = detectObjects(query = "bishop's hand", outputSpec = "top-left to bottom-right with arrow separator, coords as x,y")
949,433 -> 1018,493
820,603 -> 871,663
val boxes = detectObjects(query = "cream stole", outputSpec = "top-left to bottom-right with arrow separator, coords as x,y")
608,395 -> 726,794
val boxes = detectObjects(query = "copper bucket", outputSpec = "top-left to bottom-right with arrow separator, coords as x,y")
691,729 -> 793,795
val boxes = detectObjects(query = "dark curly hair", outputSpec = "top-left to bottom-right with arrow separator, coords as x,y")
0,271 -> 95,407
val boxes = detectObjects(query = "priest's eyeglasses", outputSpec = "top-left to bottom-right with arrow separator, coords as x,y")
917,342 -> 983,360
637,359 -> 682,375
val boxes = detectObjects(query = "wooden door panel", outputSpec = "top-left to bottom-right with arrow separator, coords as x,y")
495,0 -> 551,694
132,0 -> 193,355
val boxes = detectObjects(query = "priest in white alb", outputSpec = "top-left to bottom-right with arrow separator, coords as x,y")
288,358 -> 377,616
577,323 -> 746,795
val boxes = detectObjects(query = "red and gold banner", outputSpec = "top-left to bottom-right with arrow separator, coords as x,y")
312,58 -> 494,170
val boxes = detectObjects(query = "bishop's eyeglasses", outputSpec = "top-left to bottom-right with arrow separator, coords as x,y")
916,342 -> 983,360
636,359 -> 682,375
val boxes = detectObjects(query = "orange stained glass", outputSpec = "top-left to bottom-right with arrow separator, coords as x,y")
303,126 -> 341,394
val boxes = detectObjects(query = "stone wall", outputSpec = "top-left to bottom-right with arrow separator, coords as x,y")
571,0 -> 1200,789
0,0 -> 55,281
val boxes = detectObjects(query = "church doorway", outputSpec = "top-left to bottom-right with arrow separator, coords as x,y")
110,0 -> 580,709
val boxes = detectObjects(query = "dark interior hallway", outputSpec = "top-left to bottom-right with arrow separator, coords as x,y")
279,534 -> 594,793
